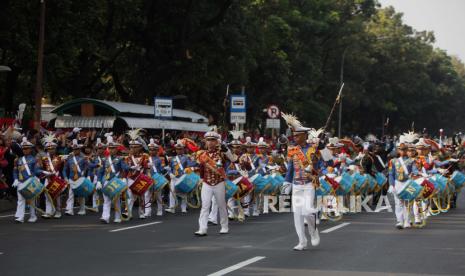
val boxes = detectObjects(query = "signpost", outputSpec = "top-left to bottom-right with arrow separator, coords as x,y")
265,105 -> 280,138
154,97 -> 173,146
230,95 -> 246,124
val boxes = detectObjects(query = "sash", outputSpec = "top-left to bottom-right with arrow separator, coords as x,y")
73,155 -> 81,173
398,158 -> 409,176
376,155 -> 386,169
22,157 -> 31,176
176,156 -> 184,171
47,153 -> 55,173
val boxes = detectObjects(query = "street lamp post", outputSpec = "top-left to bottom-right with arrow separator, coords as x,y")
33,0 -> 46,131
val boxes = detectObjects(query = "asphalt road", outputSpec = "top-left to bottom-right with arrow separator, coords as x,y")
0,192 -> 464,276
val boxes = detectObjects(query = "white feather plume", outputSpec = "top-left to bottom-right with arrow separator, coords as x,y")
308,128 -> 324,139
42,133 -> 56,145
281,113 -> 303,130
104,132 -> 113,138
127,129 -> 142,141
229,130 -> 244,140
402,131 -> 419,144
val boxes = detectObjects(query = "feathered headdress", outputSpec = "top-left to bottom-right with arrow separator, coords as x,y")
20,137 -> 33,148
127,129 -> 143,145
401,131 -> 419,144
257,137 -> 268,148
42,132 -> 57,148
307,127 -> 324,144
281,113 -> 310,132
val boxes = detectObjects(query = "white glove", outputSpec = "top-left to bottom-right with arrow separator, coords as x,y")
449,158 -> 459,162
12,180 -> 19,188
281,181 -> 292,195
43,171 -> 53,176
164,166 -> 171,172
388,185 -> 395,194
96,181 -> 102,190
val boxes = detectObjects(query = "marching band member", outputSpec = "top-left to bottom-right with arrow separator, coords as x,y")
194,128 -> 237,236
166,140 -> 196,214
388,132 -> 419,229
98,135 -> 128,223
238,137 -> 256,217
13,137 -> 43,223
40,133 -> 65,218
63,139 -> 89,216
125,129 -> 149,219
251,137 -> 272,217
282,113 -> 320,251
146,138 -> 167,217
90,138 -> 106,211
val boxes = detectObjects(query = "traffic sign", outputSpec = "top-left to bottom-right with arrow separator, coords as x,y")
266,118 -> 280,129
154,97 -> 173,118
267,105 -> 280,119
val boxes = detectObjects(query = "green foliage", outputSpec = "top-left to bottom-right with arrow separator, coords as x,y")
0,0 -> 464,135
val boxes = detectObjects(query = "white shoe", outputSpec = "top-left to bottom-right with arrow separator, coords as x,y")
65,211 -> 74,216
77,210 -> 86,216
194,230 -> 207,236
140,214 -> 146,219
396,222 -> 404,229
310,228 -> 320,247
244,210 -> 250,217
114,218 -> 122,223
165,208 -> 175,214
28,217 -> 38,223
293,243 -> 307,251
15,218 -> 24,223
219,228 -> 229,234
54,212 -> 62,219
252,211 -> 260,217
100,218 -> 109,224
181,209 -> 187,214
156,210 -> 163,216
41,214 -> 52,219
403,222 -> 411,229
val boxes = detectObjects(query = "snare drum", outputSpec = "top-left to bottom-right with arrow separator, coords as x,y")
46,175 -> 67,200
431,174 -> 448,194
249,174 -> 271,194
175,173 -> 200,194
102,177 -> 127,200
70,177 -> 95,198
225,179 -> 239,200
232,176 -> 253,199
129,173 -> 154,196
18,177 -> 44,200
450,171 -> 465,190
397,179 -> 423,201
353,172 -> 368,193
152,173 -> 169,192
317,176 -> 332,196
375,172 -> 387,190
336,172 -> 354,195
414,177 -> 436,199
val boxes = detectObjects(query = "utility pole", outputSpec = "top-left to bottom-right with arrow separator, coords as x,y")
33,0 -> 46,131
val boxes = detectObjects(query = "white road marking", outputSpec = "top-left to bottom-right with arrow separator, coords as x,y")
207,256 -> 266,276
0,252 -> 3,255
321,222 -> 350,234
0,214 -> 17,218
109,221 -> 162,232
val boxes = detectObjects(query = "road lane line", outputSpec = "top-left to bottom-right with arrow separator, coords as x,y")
207,256 -> 266,276
321,222 -> 350,234
109,221 -> 162,232
0,214 -> 17,218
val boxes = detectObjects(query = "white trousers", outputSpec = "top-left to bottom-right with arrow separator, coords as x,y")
15,190 -> 36,220
208,196 -> 218,223
65,187 -> 85,214
394,181 -> 410,225
292,184 -> 317,246
198,182 -> 228,232
102,193 -> 122,222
